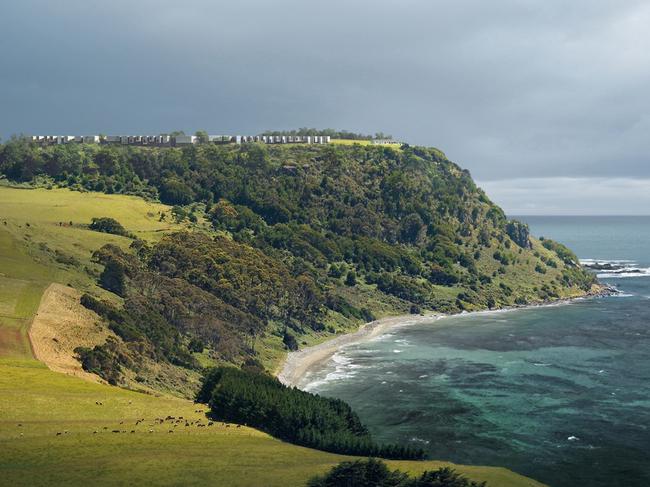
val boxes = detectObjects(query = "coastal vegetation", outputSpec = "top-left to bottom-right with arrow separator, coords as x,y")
197,366 -> 424,459
0,139 -> 598,387
0,137 -> 595,485
308,458 -> 486,487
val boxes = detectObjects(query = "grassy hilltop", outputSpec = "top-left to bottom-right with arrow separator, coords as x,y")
0,138 -> 592,486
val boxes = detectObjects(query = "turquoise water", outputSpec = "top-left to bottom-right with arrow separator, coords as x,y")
305,216 -> 650,487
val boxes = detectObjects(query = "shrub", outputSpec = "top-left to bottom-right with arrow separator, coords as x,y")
99,259 -> 127,296
74,338 -> 128,385
89,217 -> 133,238
188,337 -> 205,353
345,270 -> 357,286
282,330 -> 298,351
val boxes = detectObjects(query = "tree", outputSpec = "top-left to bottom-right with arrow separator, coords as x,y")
160,178 -> 193,205
282,329 -> 298,351
171,205 -> 187,222
345,271 -> 357,287
399,213 -> 425,244
100,259 -> 127,296
94,148 -> 120,175
89,217 -> 131,237
195,130 -> 209,144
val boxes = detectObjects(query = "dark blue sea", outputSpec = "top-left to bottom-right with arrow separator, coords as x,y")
304,216 -> 650,487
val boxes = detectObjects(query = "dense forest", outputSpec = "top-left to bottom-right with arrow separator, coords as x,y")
0,138 -> 597,385
198,367 -> 424,459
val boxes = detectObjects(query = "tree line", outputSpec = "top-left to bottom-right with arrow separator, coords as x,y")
307,458 -> 486,487
197,367 -> 425,460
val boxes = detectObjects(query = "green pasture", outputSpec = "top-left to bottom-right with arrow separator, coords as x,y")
0,186 -> 187,357
0,359 -> 545,487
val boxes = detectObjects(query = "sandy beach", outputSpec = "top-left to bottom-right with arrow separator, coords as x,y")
277,313 -> 442,388
276,284 -> 615,389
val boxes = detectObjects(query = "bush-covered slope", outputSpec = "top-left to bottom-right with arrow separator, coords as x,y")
0,139 -> 599,383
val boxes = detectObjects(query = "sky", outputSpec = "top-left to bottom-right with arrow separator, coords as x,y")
1,0 -> 649,214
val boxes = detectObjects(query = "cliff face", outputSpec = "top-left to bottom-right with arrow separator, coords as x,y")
506,221 -> 532,249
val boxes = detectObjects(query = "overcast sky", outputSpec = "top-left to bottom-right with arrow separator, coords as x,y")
1,0 -> 649,214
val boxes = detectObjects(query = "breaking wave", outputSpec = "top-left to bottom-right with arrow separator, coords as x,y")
303,352 -> 365,391
581,258 -> 650,278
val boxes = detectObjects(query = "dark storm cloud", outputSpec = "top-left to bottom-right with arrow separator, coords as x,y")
1,1 -> 649,190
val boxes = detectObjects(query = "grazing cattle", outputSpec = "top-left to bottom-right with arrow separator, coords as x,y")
112,430 -> 120,433
168,430 -> 173,433
56,432 -> 62,436
208,422 -> 214,426
149,429 -> 154,433
93,431 -> 97,434
130,430 -> 135,433
236,425 -> 241,428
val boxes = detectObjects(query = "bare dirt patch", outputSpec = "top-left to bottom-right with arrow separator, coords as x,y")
28,283 -> 108,384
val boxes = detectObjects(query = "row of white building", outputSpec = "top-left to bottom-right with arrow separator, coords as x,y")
30,134 -> 331,146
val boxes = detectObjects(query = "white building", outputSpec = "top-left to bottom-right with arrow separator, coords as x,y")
31,132 -> 332,147
174,135 -> 197,145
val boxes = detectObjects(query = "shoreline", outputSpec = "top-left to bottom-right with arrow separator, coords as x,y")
277,313 -> 442,388
277,285 -> 616,389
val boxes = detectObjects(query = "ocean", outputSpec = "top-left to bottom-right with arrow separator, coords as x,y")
303,216 -> 650,487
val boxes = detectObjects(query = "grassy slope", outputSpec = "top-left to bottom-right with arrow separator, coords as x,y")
0,186 -> 185,358
0,359 -> 545,487
0,186 -> 546,486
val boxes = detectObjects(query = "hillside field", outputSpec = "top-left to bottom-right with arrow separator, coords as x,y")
0,185 -> 186,358
0,185 -> 548,486
0,359 -> 545,487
